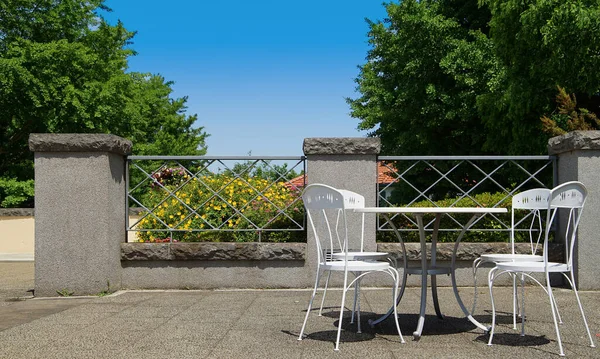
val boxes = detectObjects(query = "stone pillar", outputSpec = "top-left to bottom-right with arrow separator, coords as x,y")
29,134 -> 131,296
303,138 -> 380,272
548,131 -> 600,290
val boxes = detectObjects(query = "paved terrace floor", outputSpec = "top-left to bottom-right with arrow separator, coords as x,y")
0,262 -> 599,358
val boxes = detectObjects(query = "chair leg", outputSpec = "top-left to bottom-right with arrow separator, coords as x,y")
299,269 -> 322,341
334,270 -> 350,351
568,272 -> 596,348
389,267 -> 405,343
546,273 -> 565,356
512,273 -> 518,330
471,258 -> 482,316
356,278 -> 362,333
318,271 -> 331,316
351,273 -> 358,324
487,267 -> 498,346
520,273 -> 525,336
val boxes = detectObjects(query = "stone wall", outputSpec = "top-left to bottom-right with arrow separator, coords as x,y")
28,133 -> 598,294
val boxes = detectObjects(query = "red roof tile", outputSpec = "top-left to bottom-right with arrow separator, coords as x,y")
284,162 -> 399,189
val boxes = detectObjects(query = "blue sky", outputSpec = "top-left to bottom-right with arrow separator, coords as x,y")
102,1 -> 389,156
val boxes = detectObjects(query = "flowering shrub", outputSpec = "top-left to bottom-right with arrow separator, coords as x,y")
135,168 -> 305,242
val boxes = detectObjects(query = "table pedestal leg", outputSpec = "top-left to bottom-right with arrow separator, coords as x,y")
451,213 -> 490,332
413,214 -> 428,339
431,276 -> 443,319
430,214 -> 444,320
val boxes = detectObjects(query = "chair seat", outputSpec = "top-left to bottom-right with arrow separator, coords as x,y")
495,261 -> 569,273
331,252 -> 389,261
479,253 -> 543,263
323,260 -> 391,272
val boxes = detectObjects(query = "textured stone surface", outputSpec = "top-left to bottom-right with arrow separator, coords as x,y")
34,151 -> 126,296
121,242 -> 306,261
121,243 -> 170,260
378,242 -> 564,262
548,130 -> 600,155
29,133 -> 132,155
0,208 -> 34,217
303,137 -> 381,155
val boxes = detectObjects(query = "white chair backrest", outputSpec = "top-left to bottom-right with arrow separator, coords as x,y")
302,184 -> 348,264
512,188 -> 551,209
545,181 -> 587,269
511,188 -> 551,255
302,184 -> 345,210
337,189 -> 366,251
550,181 -> 587,209
337,189 -> 365,209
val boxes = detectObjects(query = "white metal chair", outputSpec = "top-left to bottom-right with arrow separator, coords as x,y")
297,184 -> 404,351
318,189 -> 390,330
487,181 -> 596,356
472,188 -> 549,328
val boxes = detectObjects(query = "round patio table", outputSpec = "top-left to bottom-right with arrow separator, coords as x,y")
353,207 -> 507,339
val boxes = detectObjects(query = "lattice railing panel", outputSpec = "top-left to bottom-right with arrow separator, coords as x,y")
127,156 -> 306,243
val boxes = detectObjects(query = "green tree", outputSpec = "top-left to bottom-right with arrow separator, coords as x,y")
347,0 -> 493,156
0,0 -> 208,207
479,0 -> 600,154
349,0 -> 600,156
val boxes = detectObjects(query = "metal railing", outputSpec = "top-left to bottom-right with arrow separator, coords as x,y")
376,156 -> 556,241
127,156 -> 306,243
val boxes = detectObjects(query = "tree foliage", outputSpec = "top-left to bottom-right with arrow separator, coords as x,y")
349,0 -> 600,156
0,0 -> 208,207
541,86 -> 600,136
479,0 -> 600,153
348,0 -> 494,155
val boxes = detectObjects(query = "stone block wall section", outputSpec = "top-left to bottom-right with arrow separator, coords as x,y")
548,131 -> 600,290
28,133 -> 600,293
30,133 -> 131,296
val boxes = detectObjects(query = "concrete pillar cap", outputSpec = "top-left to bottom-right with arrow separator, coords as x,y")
303,137 -> 380,155
29,133 -> 132,155
548,130 -> 600,155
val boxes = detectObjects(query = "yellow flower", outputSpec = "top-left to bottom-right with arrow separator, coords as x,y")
201,214 -> 207,219
180,214 -> 185,219
169,215 -> 174,219
185,199 -> 190,204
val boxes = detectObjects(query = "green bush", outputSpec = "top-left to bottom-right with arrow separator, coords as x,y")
134,169 -> 305,242
0,178 -> 34,208
377,191 -> 526,243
